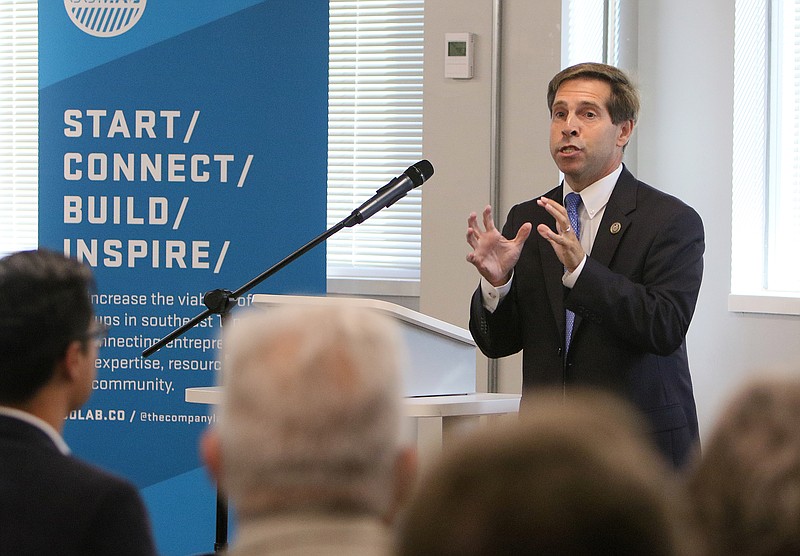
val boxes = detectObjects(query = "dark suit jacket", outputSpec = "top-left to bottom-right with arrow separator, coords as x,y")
0,414 -> 157,556
470,167 -> 705,467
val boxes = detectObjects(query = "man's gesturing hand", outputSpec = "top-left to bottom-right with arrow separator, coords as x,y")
466,205 -> 532,287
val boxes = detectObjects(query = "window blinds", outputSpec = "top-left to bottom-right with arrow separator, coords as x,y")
0,1 -> 38,258
327,0 -> 425,282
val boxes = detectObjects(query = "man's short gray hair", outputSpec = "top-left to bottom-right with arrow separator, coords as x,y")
217,303 -> 407,518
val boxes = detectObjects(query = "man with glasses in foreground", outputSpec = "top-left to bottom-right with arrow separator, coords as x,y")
0,249 -> 156,556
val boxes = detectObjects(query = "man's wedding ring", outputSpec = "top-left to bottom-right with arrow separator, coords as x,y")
564,226 -> 571,233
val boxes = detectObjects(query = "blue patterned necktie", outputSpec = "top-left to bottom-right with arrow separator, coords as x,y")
564,192 -> 582,353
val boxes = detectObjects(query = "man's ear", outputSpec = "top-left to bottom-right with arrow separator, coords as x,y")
617,119 -> 635,148
58,340 -> 84,384
200,427 -> 224,486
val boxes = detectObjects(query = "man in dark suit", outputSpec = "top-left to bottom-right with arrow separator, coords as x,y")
0,249 -> 157,556
466,63 -> 704,467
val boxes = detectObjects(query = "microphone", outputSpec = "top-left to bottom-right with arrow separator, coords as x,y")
344,160 -> 434,227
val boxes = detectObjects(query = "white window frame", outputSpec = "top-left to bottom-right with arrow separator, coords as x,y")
562,0 -> 620,67
730,0 -> 800,315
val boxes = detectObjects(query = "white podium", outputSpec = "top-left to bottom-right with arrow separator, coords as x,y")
187,294 -> 520,463
186,387 -> 520,464
251,294 -> 477,397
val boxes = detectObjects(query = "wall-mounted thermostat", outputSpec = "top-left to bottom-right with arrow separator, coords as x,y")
445,33 -> 474,79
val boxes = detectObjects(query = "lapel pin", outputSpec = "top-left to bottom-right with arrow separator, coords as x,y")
610,222 -> 622,234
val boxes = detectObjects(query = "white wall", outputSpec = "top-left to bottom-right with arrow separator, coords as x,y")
420,0 -> 562,393
419,0 -> 800,440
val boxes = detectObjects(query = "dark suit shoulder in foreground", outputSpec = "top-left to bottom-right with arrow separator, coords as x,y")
0,415 -> 157,556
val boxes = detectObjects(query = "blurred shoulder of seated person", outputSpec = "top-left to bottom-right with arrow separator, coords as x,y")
201,303 -> 417,556
396,387 -> 693,556
686,374 -> 800,556
0,248 -> 156,556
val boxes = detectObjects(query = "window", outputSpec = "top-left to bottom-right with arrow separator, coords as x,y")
327,0 -> 424,294
0,1 -> 38,258
562,0 -> 620,67
0,1 -> 426,296
731,0 -> 800,314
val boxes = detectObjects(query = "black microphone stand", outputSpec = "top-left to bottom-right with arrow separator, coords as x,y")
141,160 -> 431,552
141,215 -> 352,359
141,210 -> 373,553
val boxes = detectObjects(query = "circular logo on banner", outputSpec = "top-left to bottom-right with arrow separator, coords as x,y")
64,0 -> 147,38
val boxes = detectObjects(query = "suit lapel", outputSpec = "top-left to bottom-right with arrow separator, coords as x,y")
590,167 -> 636,266
569,168 -> 637,342
540,187 -> 568,338
529,172 -> 639,349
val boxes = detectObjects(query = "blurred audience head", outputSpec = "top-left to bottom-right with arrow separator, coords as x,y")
687,374 -> 800,556
202,303 -> 415,523
0,248 -> 97,408
397,388 -> 687,556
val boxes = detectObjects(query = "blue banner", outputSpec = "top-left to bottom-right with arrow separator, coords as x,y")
39,2 -> 328,554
